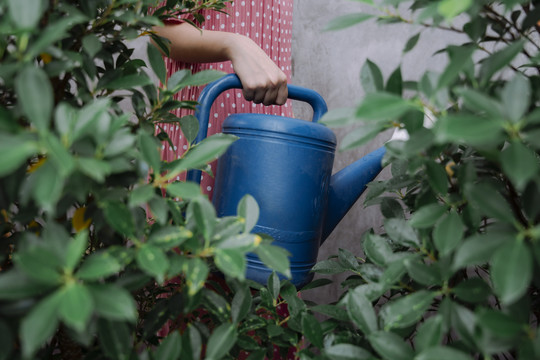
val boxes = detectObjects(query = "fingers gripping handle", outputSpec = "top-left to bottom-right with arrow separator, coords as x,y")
186,74 -> 328,183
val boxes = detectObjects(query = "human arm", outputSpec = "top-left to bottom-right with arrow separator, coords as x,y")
153,22 -> 288,106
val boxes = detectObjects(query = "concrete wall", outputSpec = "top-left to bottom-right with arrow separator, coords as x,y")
291,0 -> 462,303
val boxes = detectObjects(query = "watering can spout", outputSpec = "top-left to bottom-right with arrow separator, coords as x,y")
321,147 -> 386,242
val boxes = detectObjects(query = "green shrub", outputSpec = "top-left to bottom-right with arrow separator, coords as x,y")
311,1 -> 540,359
0,1 -> 296,359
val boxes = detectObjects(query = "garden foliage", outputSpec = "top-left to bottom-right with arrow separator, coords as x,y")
316,0 -> 540,359
0,1 -> 296,359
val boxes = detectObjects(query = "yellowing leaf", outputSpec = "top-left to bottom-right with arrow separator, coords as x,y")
72,207 -> 91,232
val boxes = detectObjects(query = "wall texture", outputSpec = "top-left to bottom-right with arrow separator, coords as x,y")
291,0 -> 461,303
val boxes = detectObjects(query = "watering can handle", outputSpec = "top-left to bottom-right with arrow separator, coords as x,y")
186,73 -> 328,183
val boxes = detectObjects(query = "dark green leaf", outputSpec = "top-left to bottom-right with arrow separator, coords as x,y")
501,74 -> 530,122
302,313 -> 324,348
27,14 -> 88,58
363,232 -> 394,266
0,134 -> 38,177
0,269 -> 54,300
136,244 -> 169,284
477,309 -> 524,338
14,246 -> 62,285
453,278 -> 491,303
404,258 -> 442,286
491,240 -> 532,305
465,183 -> 514,223
231,285 -> 252,323
138,131 -> 162,172
501,141 -> 539,191
78,158 -> 112,182
98,319 -> 132,360
386,66 -> 402,96
179,114 -> 200,144
360,59 -> 384,94
434,115 -> 504,145
403,32 -> 420,53
254,243 -> 291,278
215,248 -> 246,280
383,218 -> 420,248
480,39 -> 525,85
0,320 -> 13,360
99,73 -> 153,90
77,251 -> 123,280
452,232 -> 509,270
311,304 -> 349,322
89,284 -> 137,322
156,331 -> 182,360
346,286 -> 378,334
237,194 -> 259,233
454,87 -> 503,118
58,283 -> 93,333
148,225 -> 192,249
147,42 -> 167,85
438,46 -> 475,89
368,331 -> 414,360
64,230 -> 88,272
409,203 -> 447,228
415,346 -> 473,360
433,211 -> 464,256
102,201 -> 136,237
415,315 -> 443,351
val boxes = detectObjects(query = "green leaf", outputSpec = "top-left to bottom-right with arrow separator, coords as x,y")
324,13 -> 373,31
380,290 -> 435,329
102,201 -> 136,237
82,34 -> 102,57
465,183 -> 514,223
415,315 -> 443,352
360,59 -> 384,94
426,161 -> 448,194
99,73 -> 153,90
148,226 -> 192,249
452,232 -> 509,270
386,66 -> 403,96
384,218 -> 420,248
438,0 -> 472,19
0,319 -> 13,360
231,285 -> 252,323
356,92 -> 417,121
129,184 -> 156,206
58,283 -> 94,333
215,248 -> 246,280
136,244 -> 169,284
179,114 -> 200,144
30,160 -> 64,213
14,247 -> 62,285
20,290 -> 63,358
501,74 -> 530,122
168,134 -> 236,177
453,278 -> 491,303
409,203 -> 448,228
65,230 -> 88,272
156,331 -> 182,360
147,42 -> 167,85
311,304 -> 349,322
346,286 -> 378,334
184,258 -> 209,295
477,309 -> 524,338
491,240 -> 532,305
89,284 -> 137,322
480,39 -> 525,85
324,344 -> 373,360
454,87 -> 503,118
501,141 -> 539,191
0,269 -> 54,300
77,251 -> 123,280
433,211 -> 464,256
254,243 -> 291,278
8,0 -> 44,29
363,232 -> 394,266
320,107 -> 356,127
237,194 -> 259,233
166,181 -> 202,200
311,259 -> 347,275
187,197 -> 216,242
97,319 -> 132,360
167,69 -> 190,90
138,131 -> 162,172
403,32 -> 420,53
434,115 -> 504,145
15,66 -> 53,132
176,69 -> 225,88
340,122 -> 386,151
302,313 -> 324,348
0,134 -> 38,177
267,271 -> 280,300
415,346 -> 473,360
205,323 -> 237,360
368,331 -> 414,360
404,258 -> 442,286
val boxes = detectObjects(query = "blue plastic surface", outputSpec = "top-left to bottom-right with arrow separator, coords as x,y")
187,74 -> 385,288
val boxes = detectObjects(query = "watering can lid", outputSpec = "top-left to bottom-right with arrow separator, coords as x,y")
222,113 -> 337,147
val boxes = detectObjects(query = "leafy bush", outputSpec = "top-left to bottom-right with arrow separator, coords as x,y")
311,1 -> 540,359
0,1 -> 296,359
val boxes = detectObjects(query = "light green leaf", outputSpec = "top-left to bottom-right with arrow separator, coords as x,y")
20,290 -> 62,358
368,331 -> 414,360
438,0 -> 472,19
254,243 -> 291,278
454,87 -> 503,118
65,230 -> 88,272
340,122 -> 386,151
324,13 -> 373,31
129,184 -> 155,206
147,42 -> 166,85
89,284 -> 137,322
78,158 -> 112,183
184,258 -> 209,295
360,59 -> 384,94
237,194 -> 259,233
356,92 -> 417,121
363,232 -> 394,266
480,39 -> 525,85
59,283 -> 94,333
148,226 -> 192,249
347,286 -> 378,334
77,251 -> 123,280
215,248 -> 246,280
433,211 -> 464,256
205,323 -> 237,360
14,246 -> 62,286
15,66 -> 53,132
501,141 -> 539,191
501,74 -> 530,122
380,290 -> 435,329
324,344 -> 373,360
8,0 -> 44,29
435,115 -> 504,145
415,346 -> 473,360
166,181 -> 202,200
491,241 -> 532,305
320,107 -> 356,127
187,197 -> 216,242
0,134 -> 38,177
136,244 -> 169,284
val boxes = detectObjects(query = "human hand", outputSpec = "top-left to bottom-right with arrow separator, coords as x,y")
226,34 -> 288,106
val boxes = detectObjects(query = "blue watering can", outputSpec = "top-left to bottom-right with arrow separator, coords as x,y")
187,74 -> 386,288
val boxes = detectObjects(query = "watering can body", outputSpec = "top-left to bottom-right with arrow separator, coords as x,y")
188,74 -> 385,288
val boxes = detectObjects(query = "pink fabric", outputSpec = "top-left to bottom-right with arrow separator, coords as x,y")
160,0 -> 294,199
